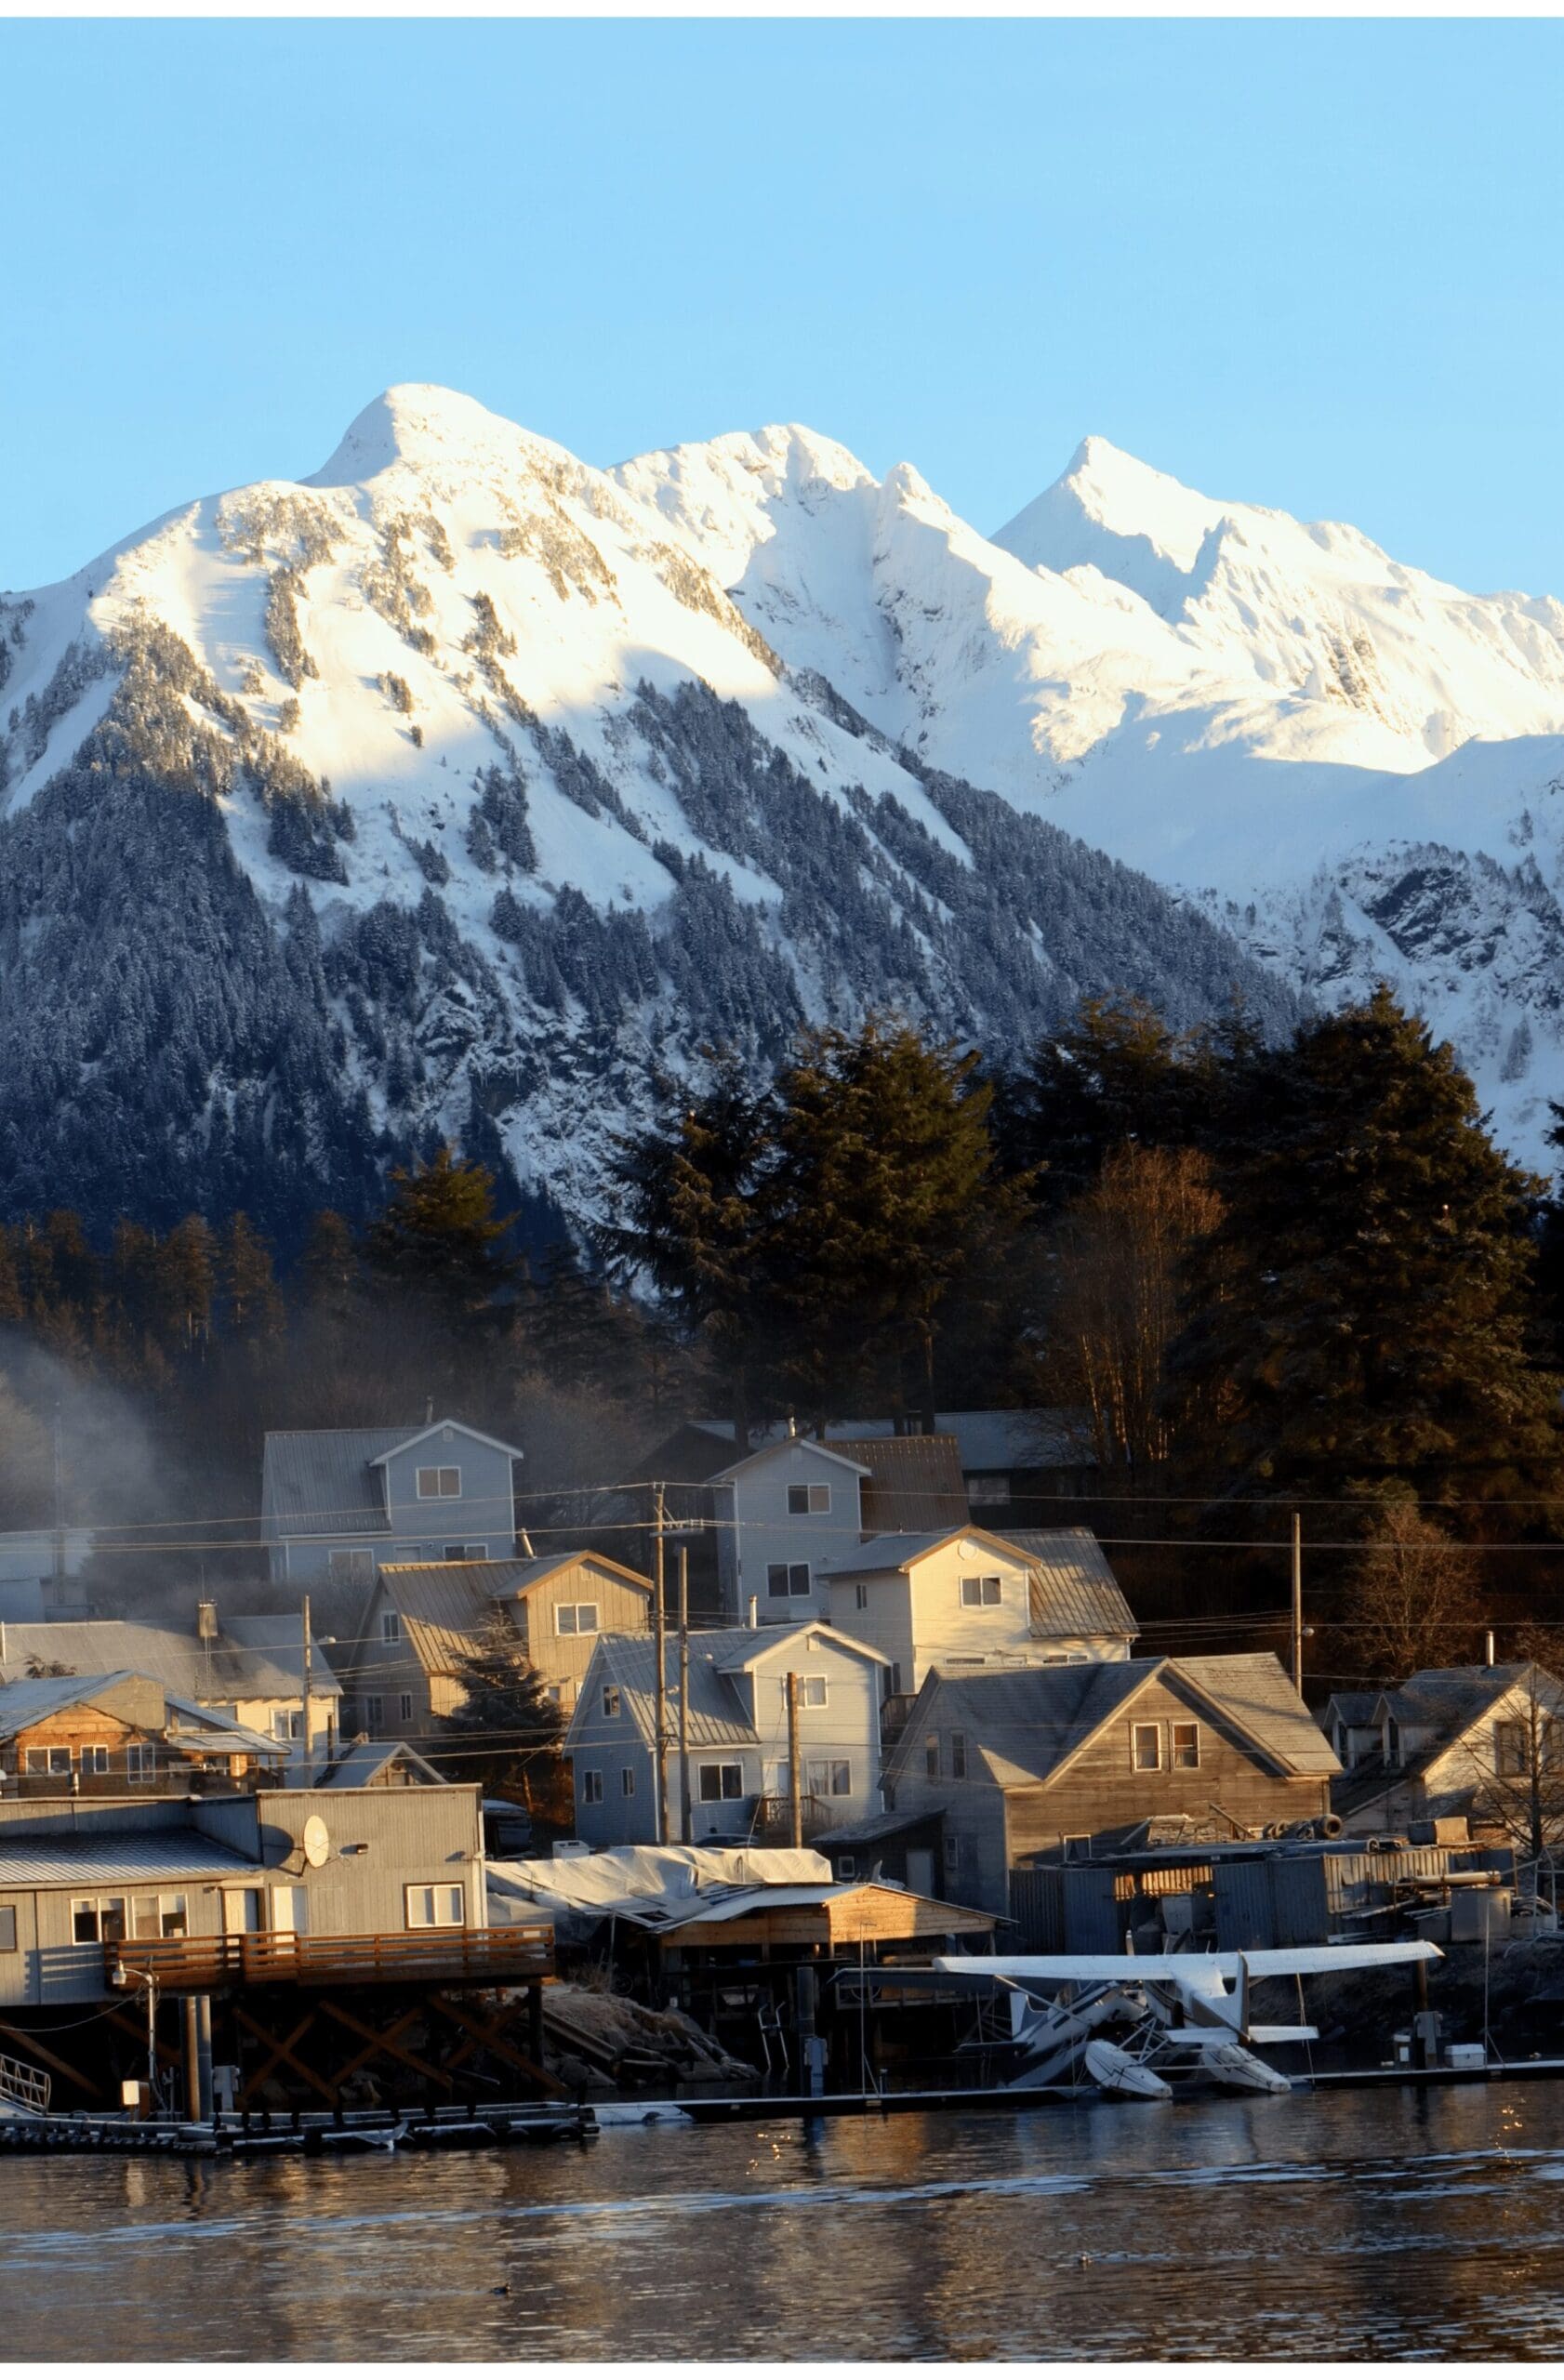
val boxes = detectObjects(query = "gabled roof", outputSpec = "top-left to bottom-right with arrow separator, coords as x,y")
710,1439 -> 870,1487
368,1420 -> 525,1467
563,1623 -> 884,1758
887,1654 -> 1339,1792
818,1524 -> 1033,1579
0,1669 -> 146,1735
685,1410 -> 1095,1473
1005,1528 -> 1139,1642
313,1739 -> 447,1788
1321,1691 -> 1380,1726
261,1427 -> 413,1539
0,1618 -> 340,1706
373,1567 -> 506,1675
1338,1665 -> 1564,1805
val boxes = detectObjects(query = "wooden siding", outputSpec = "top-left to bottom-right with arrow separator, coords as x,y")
516,1559 -> 651,1711
657,1881 -> 995,1951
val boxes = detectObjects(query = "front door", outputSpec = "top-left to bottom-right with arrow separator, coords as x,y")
270,1884 -> 309,1937
222,1888 -> 262,1935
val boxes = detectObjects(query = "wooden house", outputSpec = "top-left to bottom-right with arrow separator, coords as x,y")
0,1615 -> 343,1766
351,1551 -> 653,1733
1332,1663 -> 1564,1842
882,1653 -> 1341,1917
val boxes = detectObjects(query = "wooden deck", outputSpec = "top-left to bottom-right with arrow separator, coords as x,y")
102,1923 -> 553,1993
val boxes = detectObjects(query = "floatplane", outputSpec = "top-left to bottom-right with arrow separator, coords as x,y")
920,1941 -> 1442,2099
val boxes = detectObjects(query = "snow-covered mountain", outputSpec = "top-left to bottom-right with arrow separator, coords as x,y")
620,423 -> 1564,1163
0,387 -> 1291,1245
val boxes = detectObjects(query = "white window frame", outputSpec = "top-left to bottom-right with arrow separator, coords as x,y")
126,1743 -> 155,1782
404,1882 -> 466,1929
835,1855 -> 857,1881
71,1896 -> 127,1945
416,1465 -> 462,1501
1132,1723 -> 1162,1772
603,1685 -> 621,1718
555,1603 -> 600,1637
80,1744 -> 110,1774
272,1708 -> 300,1743
398,1692 -> 415,1725
960,1576 -> 1003,1608
381,1610 -> 403,1644
697,1761 -> 745,1804
329,1546 -> 376,1586
828,1759 -> 852,1797
580,1768 -> 603,1805
787,1482 -> 832,1515
1171,1721 -> 1200,1770
129,1892 -> 186,1939
782,1675 -> 828,1710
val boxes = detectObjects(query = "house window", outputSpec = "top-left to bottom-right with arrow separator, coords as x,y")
417,1466 -> 462,1500
829,1760 -> 852,1797
80,1745 -> 109,1774
329,1547 -> 375,1586
556,1604 -> 600,1637
787,1483 -> 831,1515
71,1897 -> 127,1945
603,1685 -> 621,1718
960,1577 -> 1002,1608
364,1696 -> 384,1731
967,1474 -> 1011,1507
1335,1721 -> 1349,1759
1386,1718 -> 1402,1766
835,1856 -> 857,1881
943,1831 -> 961,1870
855,1581 -> 868,1610
1132,1723 -> 1161,1771
925,1732 -> 940,1779
621,1766 -> 637,1798
399,1693 -> 415,1726
381,1611 -> 403,1644
444,1542 -> 487,1562
405,1884 -> 465,1928
26,1747 -> 72,1776
394,1544 -> 424,1562
130,1893 -> 187,1939
1495,1721 -> 1527,1777
0,1907 -> 16,1954
126,1743 -> 155,1781
1171,1723 -> 1200,1770
766,1563 -> 812,1598
272,1709 -> 301,1742
786,1675 -> 828,1709
697,1762 -> 745,1803
580,1769 -> 603,1805
950,1730 -> 968,1781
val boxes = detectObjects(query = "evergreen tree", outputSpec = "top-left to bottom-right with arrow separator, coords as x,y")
298,1210 -> 361,1317
432,1615 -> 564,1803
222,1212 -> 284,1341
995,993 -> 1231,1208
1173,986 -> 1563,1500
365,1145 -> 516,1323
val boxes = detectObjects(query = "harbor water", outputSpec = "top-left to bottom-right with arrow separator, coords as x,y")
5,2080 -> 1564,2360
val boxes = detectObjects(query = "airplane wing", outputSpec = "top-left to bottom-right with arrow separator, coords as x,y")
935,1942 -> 1441,1987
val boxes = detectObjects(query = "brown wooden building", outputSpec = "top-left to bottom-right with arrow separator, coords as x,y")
882,1654 -> 1342,1917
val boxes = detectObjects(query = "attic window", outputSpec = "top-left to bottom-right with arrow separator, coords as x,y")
961,1577 -> 1002,1608
1495,1721 -> 1527,1777
1171,1722 -> 1200,1770
603,1685 -> 621,1718
381,1612 -> 402,1644
1132,1724 -> 1161,1771
950,1730 -> 968,1780
556,1604 -> 599,1637
788,1484 -> 832,1515
417,1466 -> 462,1500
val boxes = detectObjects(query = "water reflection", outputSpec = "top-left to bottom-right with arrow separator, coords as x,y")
3,2084 -> 1563,2360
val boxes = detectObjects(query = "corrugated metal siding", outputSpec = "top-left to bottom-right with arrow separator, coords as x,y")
1063,1865 -> 1120,1953
1009,1865 -> 1064,1952
1267,1858 -> 1331,1947
1214,1860 -> 1278,1951
261,1429 -> 403,1538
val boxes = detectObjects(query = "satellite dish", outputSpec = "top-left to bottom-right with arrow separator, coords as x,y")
302,1815 -> 330,1870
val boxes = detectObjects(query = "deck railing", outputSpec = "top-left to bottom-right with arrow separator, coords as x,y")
103,1922 -> 553,1993
750,1792 -> 836,1844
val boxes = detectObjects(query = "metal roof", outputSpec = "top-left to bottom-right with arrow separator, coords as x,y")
565,1623 -> 883,1759
0,1670 -> 145,1732
0,1828 -> 262,1886
689,1410 -> 1095,1472
377,1567 -> 509,1676
164,1695 -> 280,1757
260,1426 -> 412,1539
0,1620 -> 340,1707
890,1653 -> 1339,1791
313,1739 -> 447,1789
835,1437 -> 971,1536
1005,1528 -> 1139,1642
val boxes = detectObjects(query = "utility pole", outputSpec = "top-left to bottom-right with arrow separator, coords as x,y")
1290,1512 -> 1304,1695
787,1671 -> 802,1848
300,1593 -> 313,1785
678,1543 -> 692,1844
653,1487 -> 669,1845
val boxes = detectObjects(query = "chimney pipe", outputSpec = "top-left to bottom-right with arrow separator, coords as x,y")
748,1596 -> 758,1630
1485,1629 -> 1496,1667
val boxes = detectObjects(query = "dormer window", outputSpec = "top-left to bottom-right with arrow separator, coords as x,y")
788,1483 -> 831,1515
961,1577 -> 1002,1608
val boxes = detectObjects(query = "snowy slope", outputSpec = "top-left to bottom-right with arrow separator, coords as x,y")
619,427 -> 1564,1164
0,387 -> 1286,1243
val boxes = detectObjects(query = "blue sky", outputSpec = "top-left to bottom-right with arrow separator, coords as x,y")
4,18 -> 1562,595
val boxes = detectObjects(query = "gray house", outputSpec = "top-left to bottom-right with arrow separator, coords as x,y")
260,1419 -> 524,1592
563,1621 -> 889,1846
0,1617 -> 343,1765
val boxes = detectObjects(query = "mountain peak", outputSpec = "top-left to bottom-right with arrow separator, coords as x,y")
995,435 -> 1225,583
304,383 -> 572,490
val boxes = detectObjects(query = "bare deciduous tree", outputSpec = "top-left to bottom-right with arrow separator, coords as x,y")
1040,1144 -> 1223,1471
1340,1495 -> 1481,1681
1465,1659 -> 1564,1859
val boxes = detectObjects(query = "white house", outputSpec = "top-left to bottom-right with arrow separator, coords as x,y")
260,1418 -> 524,1593
1333,1663 -> 1564,1842
562,1621 -> 889,1845
820,1525 -> 1138,1698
